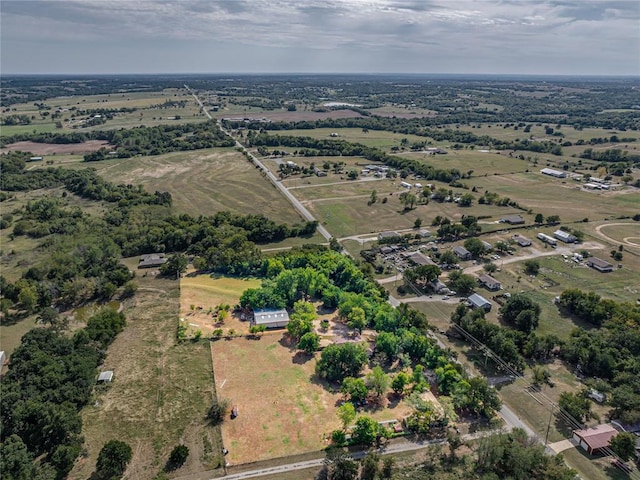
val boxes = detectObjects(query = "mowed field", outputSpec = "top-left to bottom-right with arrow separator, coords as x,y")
211,333 -> 415,466
275,127 -> 430,150
180,274 -> 261,336
53,148 -> 304,224
71,276 -> 224,480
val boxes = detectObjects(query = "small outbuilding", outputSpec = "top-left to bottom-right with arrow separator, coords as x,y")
515,236 -> 532,247
468,293 -> 492,312
97,371 -> 114,383
253,308 -> 290,329
572,424 -> 618,455
587,257 -> 613,273
0,350 -> 5,367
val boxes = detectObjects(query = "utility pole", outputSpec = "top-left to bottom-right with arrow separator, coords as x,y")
545,403 -> 555,445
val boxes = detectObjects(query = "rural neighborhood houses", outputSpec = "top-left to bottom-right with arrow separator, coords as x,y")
406,251 -> 436,267
253,308 -> 290,329
453,246 -> 472,260
477,274 -> 502,291
537,232 -> 557,246
587,257 -> 614,273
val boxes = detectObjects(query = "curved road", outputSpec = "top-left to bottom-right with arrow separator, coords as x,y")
186,84 -> 332,242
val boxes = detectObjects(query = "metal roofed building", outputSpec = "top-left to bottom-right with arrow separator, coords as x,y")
253,309 -> 290,329
453,246 -> 472,260
467,293 -> 492,311
540,168 -> 566,178
97,371 -> 114,383
554,229 -> 577,243
500,214 -> 525,224
572,424 -> 618,455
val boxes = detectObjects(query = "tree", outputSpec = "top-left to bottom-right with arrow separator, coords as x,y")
167,445 -> 189,469
558,391 -> 591,423
341,377 -> 368,403
352,416 -> 379,446
524,259 -> 540,275
37,306 -> 65,330
366,366 -> 390,398
360,452 -> 380,480
160,253 -> 187,277
483,262 -> 497,274
287,300 -> 316,341
316,343 -> 368,382
500,294 -> 541,333
439,250 -> 458,266
609,432 -> 637,461
207,397 -> 230,424
323,448 -> 358,480
368,190 -> 377,205
458,193 -> 474,207
347,170 -> 358,180
18,286 -> 37,312
464,237 -> 486,258
391,372 -> 409,395
413,217 -> 422,229
447,271 -> 476,296
399,191 -> 417,210
96,440 -> 132,479
531,365 -> 551,388
337,402 -> 356,430
546,215 -> 560,225
346,306 -> 366,334
0,434 -> 35,480
298,332 -> 320,354
534,213 -> 544,224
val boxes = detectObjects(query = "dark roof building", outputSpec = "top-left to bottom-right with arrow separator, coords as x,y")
500,214 -> 525,224
468,293 -> 492,311
453,246 -> 472,260
515,236 -> 532,247
408,252 -> 435,266
572,424 -> 618,455
587,257 -> 613,273
253,309 -> 290,329
478,274 -> 501,291
138,253 -> 167,269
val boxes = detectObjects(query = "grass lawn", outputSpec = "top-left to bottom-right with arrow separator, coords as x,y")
0,316 -> 38,367
70,276 -> 224,480
180,274 -> 261,337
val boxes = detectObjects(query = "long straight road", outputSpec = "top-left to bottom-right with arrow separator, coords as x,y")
185,85 -> 332,241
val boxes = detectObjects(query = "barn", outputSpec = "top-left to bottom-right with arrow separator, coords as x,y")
253,309 -> 290,329
572,424 -> 618,455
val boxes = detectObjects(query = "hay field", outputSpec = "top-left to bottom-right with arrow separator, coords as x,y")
71,276 -> 224,480
57,148 -> 304,223
276,127 -> 429,150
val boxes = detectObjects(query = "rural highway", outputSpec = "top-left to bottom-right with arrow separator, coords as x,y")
186,85 -> 332,241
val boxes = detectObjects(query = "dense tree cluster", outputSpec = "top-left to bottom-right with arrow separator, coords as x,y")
0,310 -> 127,478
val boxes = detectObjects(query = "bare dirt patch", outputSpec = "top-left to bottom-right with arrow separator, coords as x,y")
1,140 -> 111,155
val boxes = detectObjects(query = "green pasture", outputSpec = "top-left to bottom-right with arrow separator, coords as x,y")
276,127 -> 431,151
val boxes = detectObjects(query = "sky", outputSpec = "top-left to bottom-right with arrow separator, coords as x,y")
1,0 -> 639,76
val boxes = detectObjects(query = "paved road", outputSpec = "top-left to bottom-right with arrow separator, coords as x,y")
186,85 -> 332,242
185,430 -> 497,480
